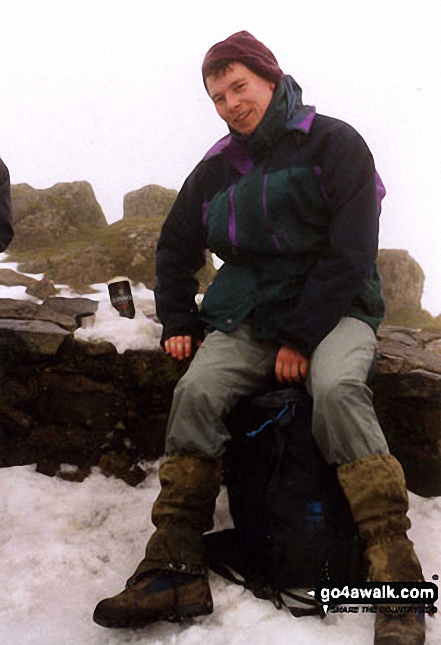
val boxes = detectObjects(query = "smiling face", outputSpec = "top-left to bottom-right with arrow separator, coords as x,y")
206,62 -> 276,136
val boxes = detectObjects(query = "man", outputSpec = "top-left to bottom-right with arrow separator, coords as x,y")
94,31 -> 425,644
0,158 -> 14,252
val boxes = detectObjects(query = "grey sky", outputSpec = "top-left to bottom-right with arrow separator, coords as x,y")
2,0 -> 440,313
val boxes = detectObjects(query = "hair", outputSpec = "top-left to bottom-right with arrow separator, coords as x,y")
202,59 -> 235,81
202,59 -> 279,92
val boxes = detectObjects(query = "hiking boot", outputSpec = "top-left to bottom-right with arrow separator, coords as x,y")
93,571 -> 213,628
93,454 -> 221,628
337,454 -> 425,645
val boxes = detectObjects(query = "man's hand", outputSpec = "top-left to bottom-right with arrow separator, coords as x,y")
164,335 -> 201,360
275,345 -> 309,383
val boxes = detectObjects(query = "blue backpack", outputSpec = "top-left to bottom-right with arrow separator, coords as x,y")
204,386 -> 367,617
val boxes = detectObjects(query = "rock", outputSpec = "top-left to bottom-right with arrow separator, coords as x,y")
0,319 -> 70,355
9,181 -> 107,250
376,250 -> 439,329
97,451 -> 147,487
40,296 -> 98,320
414,329 -> 441,344
123,184 -> 177,220
25,276 -> 58,299
0,299 -> 41,320
377,250 -> 424,312
74,337 -> 117,356
0,268 -> 38,289
0,296 -> 98,332
373,326 -> 441,497
376,326 -> 441,375
377,326 -> 441,374
426,339 -> 441,355
54,463 -> 92,484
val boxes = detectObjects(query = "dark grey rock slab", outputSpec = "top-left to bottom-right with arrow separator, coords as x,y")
0,319 -> 70,355
0,297 -> 98,331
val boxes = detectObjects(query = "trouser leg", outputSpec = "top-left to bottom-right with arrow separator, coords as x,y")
167,316 -> 389,463
103,323 -> 277,604
310,319 -> 425,643
165,322 -> 278,458
306,317 -> 390,465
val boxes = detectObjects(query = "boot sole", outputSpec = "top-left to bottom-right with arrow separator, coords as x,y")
93,602 -> 213,629
166,602 -> 214,623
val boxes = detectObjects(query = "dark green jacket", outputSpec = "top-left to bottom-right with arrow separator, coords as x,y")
155,76 -> 385,357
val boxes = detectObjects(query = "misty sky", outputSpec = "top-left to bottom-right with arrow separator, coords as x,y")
2,0 -> 440,313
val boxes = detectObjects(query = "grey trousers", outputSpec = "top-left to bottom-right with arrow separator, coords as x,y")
165,317 -> 389,465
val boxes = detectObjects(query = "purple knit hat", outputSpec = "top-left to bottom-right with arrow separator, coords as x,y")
202,31 -> 284,89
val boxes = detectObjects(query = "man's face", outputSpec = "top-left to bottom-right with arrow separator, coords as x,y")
206,62 -> 275,136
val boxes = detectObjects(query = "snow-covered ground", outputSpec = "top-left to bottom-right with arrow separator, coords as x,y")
0,464 -> 439,645
0,257 -> 440,644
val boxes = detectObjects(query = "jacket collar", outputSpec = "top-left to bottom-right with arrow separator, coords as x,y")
203,75 -> 316,172
283,75 -> 316,134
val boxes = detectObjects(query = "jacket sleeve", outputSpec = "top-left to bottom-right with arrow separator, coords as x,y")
0,159 -> 14,252
278,123 -> 381,357
154,167 -> 207,344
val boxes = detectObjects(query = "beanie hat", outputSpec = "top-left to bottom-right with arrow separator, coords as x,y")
202,30 -> 284,89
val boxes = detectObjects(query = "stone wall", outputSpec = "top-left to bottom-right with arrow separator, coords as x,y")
0,300 -> 440,496
372,327 -> 441,497
0,318 -> 186,486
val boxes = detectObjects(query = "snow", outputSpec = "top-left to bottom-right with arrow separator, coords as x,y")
0,465 -> 439,645
74,284 -> 163,353
0,257 -> 440,643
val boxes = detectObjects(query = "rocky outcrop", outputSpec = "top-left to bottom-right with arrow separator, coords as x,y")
9,182 -> 107,250
6,181 -> 215,291
0,300 -> 440,495
377,249 -> 424,312
123,184 -> 178,220
377,249 -> 438,329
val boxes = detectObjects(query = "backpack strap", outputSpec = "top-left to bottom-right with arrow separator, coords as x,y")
208,557 -> 325,619
207,561 -> 248,587
280,589 -> 326,618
